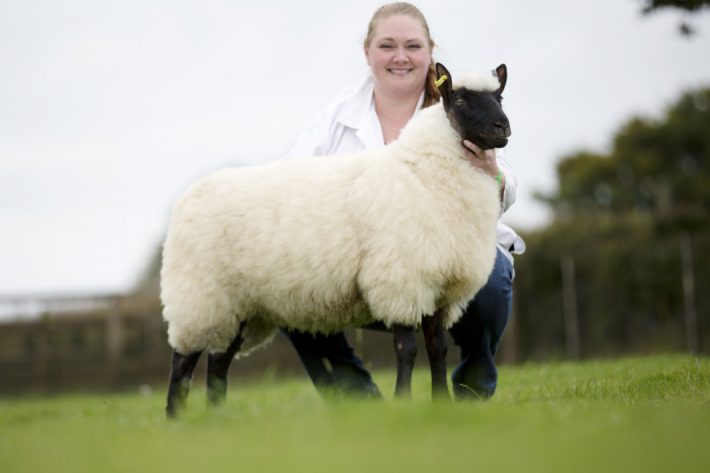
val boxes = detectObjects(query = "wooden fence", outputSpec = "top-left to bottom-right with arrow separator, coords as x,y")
1,294 -> 509,395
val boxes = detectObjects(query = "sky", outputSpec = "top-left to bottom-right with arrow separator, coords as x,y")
1,0 -> 710,297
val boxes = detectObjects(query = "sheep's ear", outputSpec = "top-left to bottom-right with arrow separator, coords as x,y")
435,63 -> 453,109
495,64 -> 507,94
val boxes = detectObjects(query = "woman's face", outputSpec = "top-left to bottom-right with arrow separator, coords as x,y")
365,14 -> 432,98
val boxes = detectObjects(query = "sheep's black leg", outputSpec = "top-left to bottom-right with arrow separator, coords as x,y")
206,322 -> 246,407
166,349 -> 203,419
393,325 -> 417,398
422,310 -> 450,399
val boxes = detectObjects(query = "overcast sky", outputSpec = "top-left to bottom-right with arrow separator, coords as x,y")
1,0 -> 709,296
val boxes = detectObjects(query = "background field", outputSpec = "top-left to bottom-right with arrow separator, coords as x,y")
1,354 -> 708,473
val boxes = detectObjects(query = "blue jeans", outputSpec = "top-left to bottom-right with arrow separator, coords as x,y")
449,249 -> 513,398
283,329 -> 383,398
284,248 -> 513,399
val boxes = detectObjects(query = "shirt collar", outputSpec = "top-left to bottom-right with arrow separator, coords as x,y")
337,75 -> 426,149
337,75 -> 375,130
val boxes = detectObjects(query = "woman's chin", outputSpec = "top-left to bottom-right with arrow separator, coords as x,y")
382,76 -> 424,95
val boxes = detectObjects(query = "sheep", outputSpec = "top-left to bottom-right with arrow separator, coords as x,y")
162,63 -> 511,417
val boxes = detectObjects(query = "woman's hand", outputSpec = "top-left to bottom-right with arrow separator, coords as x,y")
463,140 -> 498,176
463,139 -> 505,195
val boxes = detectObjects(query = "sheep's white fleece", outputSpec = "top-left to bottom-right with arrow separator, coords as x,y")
161,72 -> 503,355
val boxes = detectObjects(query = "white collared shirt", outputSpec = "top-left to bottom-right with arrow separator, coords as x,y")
287,75 -> 525,261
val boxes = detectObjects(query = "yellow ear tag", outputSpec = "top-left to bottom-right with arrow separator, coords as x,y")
435,74 -> 448,88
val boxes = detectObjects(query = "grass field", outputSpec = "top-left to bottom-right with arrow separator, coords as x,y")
1,354 -> 708,473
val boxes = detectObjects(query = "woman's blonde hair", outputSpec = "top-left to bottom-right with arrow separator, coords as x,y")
364,2 -> 440,107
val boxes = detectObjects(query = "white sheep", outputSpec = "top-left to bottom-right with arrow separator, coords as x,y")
162,63 -> 511,416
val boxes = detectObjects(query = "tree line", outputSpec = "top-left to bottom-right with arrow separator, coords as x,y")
512,85 -> 709,359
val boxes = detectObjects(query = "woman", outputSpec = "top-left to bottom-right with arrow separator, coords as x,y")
285,2 -> 524,399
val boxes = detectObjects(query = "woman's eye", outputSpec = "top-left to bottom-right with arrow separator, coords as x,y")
380,44 -> 393,49
407,44 -> 421,49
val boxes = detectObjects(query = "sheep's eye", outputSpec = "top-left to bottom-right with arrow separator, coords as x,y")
454,98 -> 465,106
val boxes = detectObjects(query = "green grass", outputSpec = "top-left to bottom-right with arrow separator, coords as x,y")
1,354 -> 708,473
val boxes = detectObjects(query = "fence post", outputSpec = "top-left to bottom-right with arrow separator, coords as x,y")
680,233 -> 698,354
561,255 -> 580,359
35,317 -> 51,393
105,298 -> 123,388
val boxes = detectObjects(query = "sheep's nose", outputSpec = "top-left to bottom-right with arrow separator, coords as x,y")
495,121 -> 512,137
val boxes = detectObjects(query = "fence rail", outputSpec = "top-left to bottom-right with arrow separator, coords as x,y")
0,294 -> 475,395
0,293 -> 122,321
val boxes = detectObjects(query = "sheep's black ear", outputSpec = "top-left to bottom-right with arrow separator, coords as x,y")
495,64 -> 507,94
435,63 -> 453,109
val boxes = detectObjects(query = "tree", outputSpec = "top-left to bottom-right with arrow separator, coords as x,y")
639,0 -> 710,36
514,85 -> 710,358
538,86 -> 710,225
641,0 -> 710,12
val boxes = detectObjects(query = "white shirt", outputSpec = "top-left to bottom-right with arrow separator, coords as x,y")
288,75 -> 525,262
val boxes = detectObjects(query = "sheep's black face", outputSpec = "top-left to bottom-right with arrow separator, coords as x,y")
449,88 -> 510,150
435,63 -> 511,150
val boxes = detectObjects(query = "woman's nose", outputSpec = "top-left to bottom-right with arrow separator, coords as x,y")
394,48 -> 408,61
